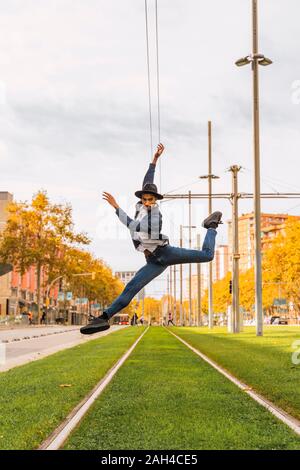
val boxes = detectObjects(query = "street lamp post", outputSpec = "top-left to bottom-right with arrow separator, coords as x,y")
235,0 -> 272,336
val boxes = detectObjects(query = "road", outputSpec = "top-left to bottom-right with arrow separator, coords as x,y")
0,325 -> 126,372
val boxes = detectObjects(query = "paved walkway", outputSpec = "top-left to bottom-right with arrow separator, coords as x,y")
0,325 -> 79,343
0,325 -> 126,372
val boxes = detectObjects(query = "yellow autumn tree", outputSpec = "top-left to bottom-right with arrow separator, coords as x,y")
136,297 -> 161,323
0,191 -> 89,318
263,217 -> 300,312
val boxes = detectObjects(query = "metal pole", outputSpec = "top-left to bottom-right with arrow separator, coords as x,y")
167,273 -> 169,326
188,190 -> 192,326
173,265 -> 177,324
230,165 -> 241,333
170,266 -> 173,318
208,121 -> 213,329
197,233 -> 202,327
252,0 -> 263,336
180,225 -> 183,326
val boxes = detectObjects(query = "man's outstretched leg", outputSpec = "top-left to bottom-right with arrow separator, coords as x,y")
154,212 -> 222,267
80,258 -> 167,334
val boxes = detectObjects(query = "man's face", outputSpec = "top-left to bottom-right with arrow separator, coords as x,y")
141,193 -> 157,207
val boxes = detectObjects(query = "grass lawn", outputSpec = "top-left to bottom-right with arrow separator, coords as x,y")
0,326 -> 144,450
171,326 -> 300,420
64,327 -> 300,450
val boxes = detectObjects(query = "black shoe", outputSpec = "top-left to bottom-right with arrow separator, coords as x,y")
202,211 -> 223,229
80,314 -> 110,335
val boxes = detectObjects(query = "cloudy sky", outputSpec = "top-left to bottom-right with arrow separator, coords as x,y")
0,0 -> 299,298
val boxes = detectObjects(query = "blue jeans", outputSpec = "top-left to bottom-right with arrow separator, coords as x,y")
104,228 -> 216,319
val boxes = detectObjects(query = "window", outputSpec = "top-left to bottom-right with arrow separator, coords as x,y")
11,287 -> 18,297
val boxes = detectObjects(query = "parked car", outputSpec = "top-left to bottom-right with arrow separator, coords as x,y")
270,316 -> 288,325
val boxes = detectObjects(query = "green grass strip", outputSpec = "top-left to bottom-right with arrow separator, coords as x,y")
64,327 -> 300,450
0,327 -> 145,450
171,326 -> 300,421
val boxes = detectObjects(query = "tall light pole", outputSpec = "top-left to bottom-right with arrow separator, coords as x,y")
235,0 -> 272,336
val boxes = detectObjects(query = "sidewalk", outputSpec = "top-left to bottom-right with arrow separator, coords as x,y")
0,325 -> 80,343
0,325 -> 126,372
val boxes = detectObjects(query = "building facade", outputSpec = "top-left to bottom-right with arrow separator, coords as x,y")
212,244 -> 229,282
0,192 -> 13,316
188,244 -> 229,300
0,192 -> 53,318
227,212 -> 300,272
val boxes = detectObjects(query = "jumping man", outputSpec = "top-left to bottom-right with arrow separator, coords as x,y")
80,144 -> 222,334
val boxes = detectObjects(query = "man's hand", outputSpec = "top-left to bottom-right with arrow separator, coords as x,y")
152,143 -> 164,164
102,192 -> 119,209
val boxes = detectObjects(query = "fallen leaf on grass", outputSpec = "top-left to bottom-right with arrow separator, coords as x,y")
59,384 -> 73,388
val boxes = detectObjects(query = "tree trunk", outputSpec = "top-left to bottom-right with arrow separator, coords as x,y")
37,263 -> 42,321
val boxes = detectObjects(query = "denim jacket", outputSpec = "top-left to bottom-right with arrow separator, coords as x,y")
115,163 -> 169,252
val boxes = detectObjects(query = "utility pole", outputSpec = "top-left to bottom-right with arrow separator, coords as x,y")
188,190 -> 192,326
173,265 -> 177,325
167,273 -> 169,326
208,122 -> 213,329
230,165 -> 241,333
196,233 -> 202,327
142,293 -> 145,325
182,222 -> 197,326
200,121 -> 219,329
180,225 -> 184,326
169,266 -> 173,318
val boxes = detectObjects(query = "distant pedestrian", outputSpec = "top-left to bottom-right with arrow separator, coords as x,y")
40,310 -> 47,325
131,313 -> 138,326
168,312 -> 175,326
28,312 -> 33,325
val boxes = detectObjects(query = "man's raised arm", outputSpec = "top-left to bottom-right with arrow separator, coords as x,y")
142,143 -> 165,186
102,192 -> 147,232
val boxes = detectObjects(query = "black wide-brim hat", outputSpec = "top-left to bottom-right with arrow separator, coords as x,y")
135,183 -> 164,200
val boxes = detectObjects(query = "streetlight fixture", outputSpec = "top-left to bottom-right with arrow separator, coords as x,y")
235,0 -> 272,337
235,54 -> 272,68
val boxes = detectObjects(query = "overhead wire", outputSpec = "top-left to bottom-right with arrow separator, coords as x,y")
144,0 -> 162,192
155,0 -> 162,192
144,0 -> 153,159
243,167 -> 300,193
